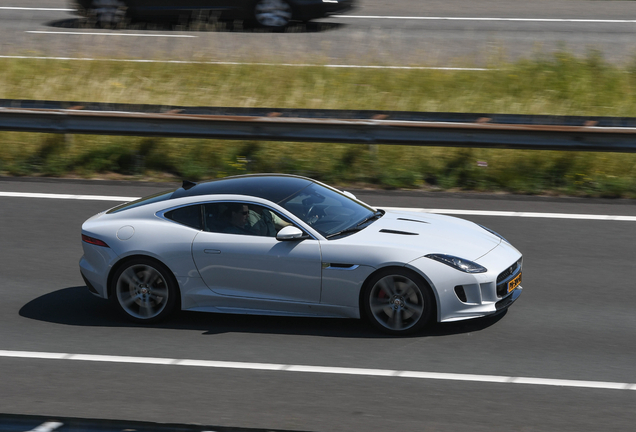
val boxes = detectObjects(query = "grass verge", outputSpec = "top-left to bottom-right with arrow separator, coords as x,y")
1,51 -> 636,197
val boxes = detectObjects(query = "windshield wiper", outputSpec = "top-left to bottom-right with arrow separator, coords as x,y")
325,225 -> 363,239
326,210 -> 384,239
356,210 -> 384,227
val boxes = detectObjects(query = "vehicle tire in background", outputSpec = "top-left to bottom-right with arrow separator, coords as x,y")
88,0 -> 128,28
111,257 -> 179,324
253,0 -> 292,29
362,268 -> 435,335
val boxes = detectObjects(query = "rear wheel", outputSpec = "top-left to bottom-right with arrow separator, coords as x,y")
112,258 -> 178,324
88,0 -> 128,28
254,0 -> 292,29
362,269 -> 434,335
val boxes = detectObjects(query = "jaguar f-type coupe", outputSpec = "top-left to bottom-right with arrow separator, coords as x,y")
80,174 -> 523,334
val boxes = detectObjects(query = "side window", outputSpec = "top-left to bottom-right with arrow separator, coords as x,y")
203,202 -> 229,233
249,204 -> 293,237
165,205 -> 203,230
203,202 -> 293,237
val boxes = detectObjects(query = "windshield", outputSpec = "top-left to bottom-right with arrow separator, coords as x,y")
279,182 -> 377,238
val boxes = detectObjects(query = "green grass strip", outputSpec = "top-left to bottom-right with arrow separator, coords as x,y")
1,51 -> 636,197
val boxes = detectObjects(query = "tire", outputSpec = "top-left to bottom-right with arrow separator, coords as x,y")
362,269 -> 434,335
111,257 -> 178,324
253,0 -> 292,29
89,0 -> 127,28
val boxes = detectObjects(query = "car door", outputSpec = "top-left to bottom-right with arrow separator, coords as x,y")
129,0 -> 178,19
192,202 -> 322,303
131,1 -> 224,19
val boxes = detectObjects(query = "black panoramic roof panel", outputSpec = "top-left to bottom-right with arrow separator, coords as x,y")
171,175 -> 313,204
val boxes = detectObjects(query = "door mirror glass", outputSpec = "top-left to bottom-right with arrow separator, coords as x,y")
276,226 -> 305,241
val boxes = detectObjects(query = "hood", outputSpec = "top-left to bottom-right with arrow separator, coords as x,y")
335,209 -> 501,262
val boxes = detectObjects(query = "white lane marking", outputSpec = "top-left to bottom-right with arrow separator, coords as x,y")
0,349 -> 634,391
27,422 -> 64,432
0,7 -> 73,11
384,207 -> 636,222
0,55 -> 488,71
26,31 -> 197,38
335,15 -> 636,24
2,192 -> 636,221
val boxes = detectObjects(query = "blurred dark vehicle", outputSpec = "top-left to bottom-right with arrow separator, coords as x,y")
72,0 -> 355,29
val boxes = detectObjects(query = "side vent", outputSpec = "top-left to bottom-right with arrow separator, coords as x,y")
323,263 -> 359,271
379,229 -> 418,236
329,263 -> 356,269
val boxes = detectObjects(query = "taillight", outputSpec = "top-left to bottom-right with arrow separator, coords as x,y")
82,234 -> 109,248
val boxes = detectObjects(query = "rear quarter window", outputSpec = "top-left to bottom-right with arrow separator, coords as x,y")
165,205 -> 203,230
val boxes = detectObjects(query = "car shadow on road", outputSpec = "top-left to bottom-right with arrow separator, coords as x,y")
20,286 -> 507,339
46,18 -> 345,33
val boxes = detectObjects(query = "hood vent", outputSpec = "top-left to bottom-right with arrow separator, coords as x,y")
379,229 -> 418,236
397,218 -> 429,224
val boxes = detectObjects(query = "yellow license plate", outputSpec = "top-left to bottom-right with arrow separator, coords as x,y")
508,272 -> 522,293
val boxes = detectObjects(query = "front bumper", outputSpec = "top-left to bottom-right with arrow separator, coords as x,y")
408,241 -> 523,323
437,286 -> 523,323
496,286 -> 523,311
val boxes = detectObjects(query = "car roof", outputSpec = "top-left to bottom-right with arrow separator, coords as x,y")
171,174 -> 314,204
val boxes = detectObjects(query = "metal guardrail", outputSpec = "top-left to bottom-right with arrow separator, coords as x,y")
1,99 -> 636,152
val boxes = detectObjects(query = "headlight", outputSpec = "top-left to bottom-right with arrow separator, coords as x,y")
425,254 -> 487,273
479,224 -> 509,243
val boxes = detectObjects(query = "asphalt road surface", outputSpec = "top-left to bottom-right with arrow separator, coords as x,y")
1,177 -> 635,431
2,1 -> 636,65
2,2 -> 636,431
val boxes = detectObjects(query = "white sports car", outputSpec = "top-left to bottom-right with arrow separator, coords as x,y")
80,174 -> 523,335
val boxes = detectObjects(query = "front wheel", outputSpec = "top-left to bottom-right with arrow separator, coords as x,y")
112,258 -> 178,324
253,0 -> 292,29
362,269 -> 434,335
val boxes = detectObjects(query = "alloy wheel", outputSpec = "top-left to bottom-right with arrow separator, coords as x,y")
115,263 -> 171,321
254,0 -> 292,28
366,272 -> 432,334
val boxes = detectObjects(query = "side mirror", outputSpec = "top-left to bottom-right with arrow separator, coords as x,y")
342,190 -> 357,200
276,226 -> 305,241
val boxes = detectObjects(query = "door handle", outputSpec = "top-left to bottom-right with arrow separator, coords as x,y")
204,249 -> 221,254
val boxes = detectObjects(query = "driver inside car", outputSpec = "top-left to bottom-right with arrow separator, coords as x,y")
222,203 -> 291,236
249,205 -> 291,236
222,203 -> 252,235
